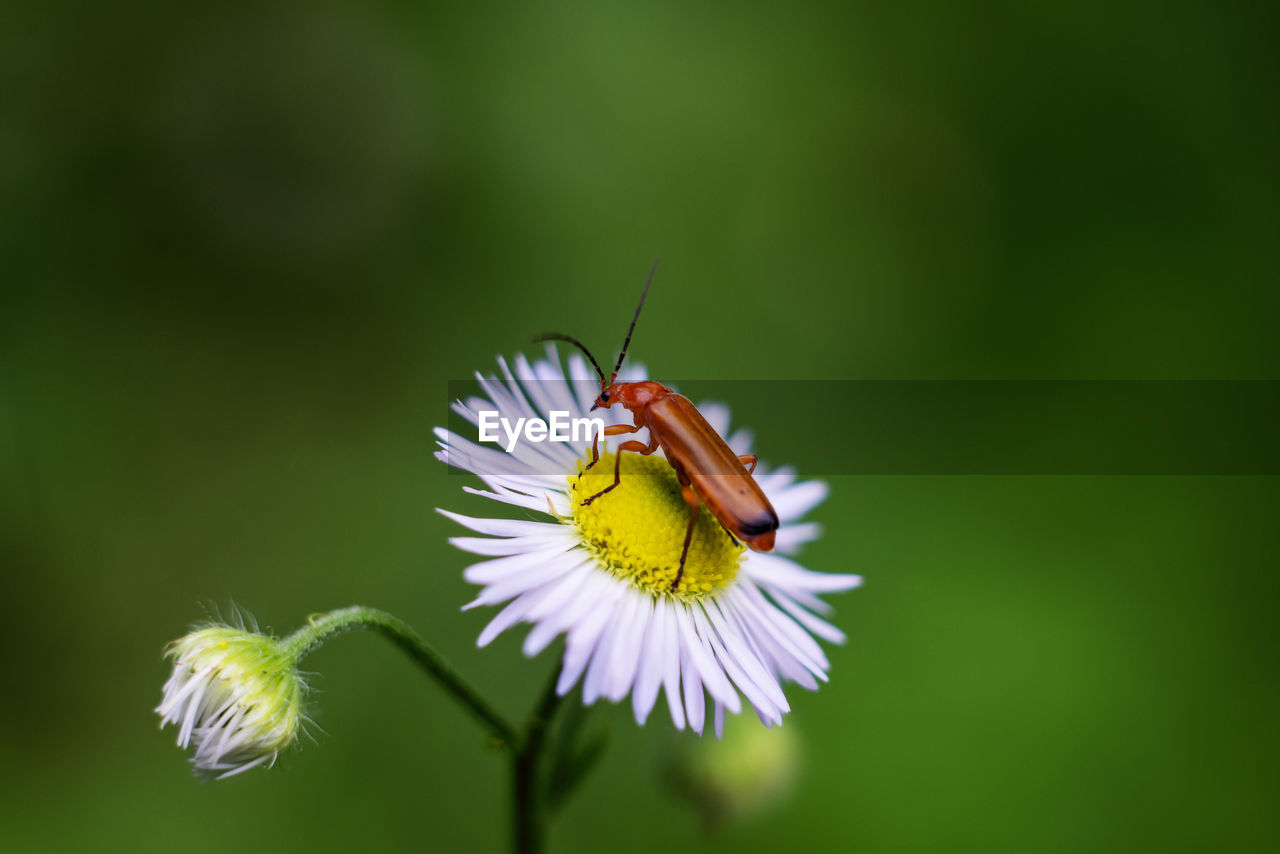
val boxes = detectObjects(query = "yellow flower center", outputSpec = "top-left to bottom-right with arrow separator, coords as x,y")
569,452 -> 744,599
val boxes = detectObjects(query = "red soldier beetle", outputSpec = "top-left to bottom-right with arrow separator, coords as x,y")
536,262 -> 780,591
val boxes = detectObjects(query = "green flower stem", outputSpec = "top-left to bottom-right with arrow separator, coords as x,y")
513,665 -> 567,854
284,606 -> 519,747
284,606 -> 572,853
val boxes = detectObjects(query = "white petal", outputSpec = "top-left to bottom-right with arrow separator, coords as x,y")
769,588 -> 849,645
659,600 -> 687,730
680,641 -> 705,735
673,605 -> 741,713
438,509 -> 568,539
697,402 -> 731,435
557,578 -> 628,696
605,591 -> 651,702
773,522 -> 822,554
734,582 -> 831,676
632,598 -> 667,725
476,583 -> 558,647
521,563 -> 597,656
767,479 -> 829,522
463,551 -> 583,610
694,604 -> 785,725
704,599 -> 789,712
745,552 -> 863,593
461,544 -> 577,585
449,534 -> 573,557
583,589 -> 643,704
523,569 -> 614,656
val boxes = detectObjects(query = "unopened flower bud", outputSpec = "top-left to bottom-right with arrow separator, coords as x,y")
156,625 -> 303,779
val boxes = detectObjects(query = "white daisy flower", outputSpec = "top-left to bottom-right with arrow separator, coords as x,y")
156,623 -> 304,778
435,344 -> 861,736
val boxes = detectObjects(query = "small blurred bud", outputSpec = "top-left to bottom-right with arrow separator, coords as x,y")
156,625 -> 303,779
669,714 -> 801,830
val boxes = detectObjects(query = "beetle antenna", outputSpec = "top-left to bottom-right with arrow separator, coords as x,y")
534,332 -> 606,386
611,257 -> 660,382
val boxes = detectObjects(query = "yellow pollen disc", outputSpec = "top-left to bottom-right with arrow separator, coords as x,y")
569,452 -> 744,599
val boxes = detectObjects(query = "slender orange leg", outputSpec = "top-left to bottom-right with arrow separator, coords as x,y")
582,428 -> 658,505
738,453 -> 758,474
586,423 -> 640,470
672,482 -> 702,591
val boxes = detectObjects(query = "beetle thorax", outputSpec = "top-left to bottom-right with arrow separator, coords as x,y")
611,380 -> 669,411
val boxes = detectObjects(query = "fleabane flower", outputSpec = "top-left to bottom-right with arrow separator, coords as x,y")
435,345 -> 861,736
156,624 -> 304,778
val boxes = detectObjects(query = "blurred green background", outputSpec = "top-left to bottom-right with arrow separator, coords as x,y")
2,1 -> 1277,852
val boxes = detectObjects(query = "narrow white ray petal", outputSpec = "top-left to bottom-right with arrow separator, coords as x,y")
697,402 -> 731,436
734,582 -> 831,675
752,465 -> 796,494
463,552 -> 583,610
475,370 -> 538,424
617,360 -> 648,383
767,479 -> 829,522
514,353 -> 566,428
476,583 -> 560,647
461,486 -> 560,515
720,591 -> 821,689
660,600 -> 687,730
605,590 -> 652,702
557,579 -> 628,696
522,570 -> 608,656
745,552 -> 863,593
177,677 -> 210,747
760,577 -> 836,616
704,599 -> 790,710
466,471 -> 574,505
725,427 -> 754,454
434,427 -> 543,477
714,702 -> 726,740
211,705 -> 247,763
448,534 -> 574,557
214,751 -> 275,780
479,472 -> 575,498
524,560 -> 595,621
773,522 -> 822,554
437,509 -> 567,539
582,588 -> 642,704
632,598 -> 666,724
476,369 -> 581,471
463,547 -> 578,588
159,664 -> 216,717
521,564 -> 597,656
694,605 -> 784,724
768,586 -> 848,644
450,398 -> 482,428
533,346 -> 582,417
566,353 -> 602,413
681,642 -> 706,736
673,605 -> 741,713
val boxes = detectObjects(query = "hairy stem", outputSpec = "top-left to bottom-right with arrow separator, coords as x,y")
283,605 -> 518,746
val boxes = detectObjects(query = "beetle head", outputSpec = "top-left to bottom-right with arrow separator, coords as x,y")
592,380 -> 667,411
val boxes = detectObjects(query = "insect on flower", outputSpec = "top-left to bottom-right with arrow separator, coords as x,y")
435,267 -> 860,736
537,261 -> 779,591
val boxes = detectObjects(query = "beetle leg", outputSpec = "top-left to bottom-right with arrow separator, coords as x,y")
585,423 -> 640,470
582,439 -> 650,506
737,453 -> 758,475
672,483 -> 702,591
